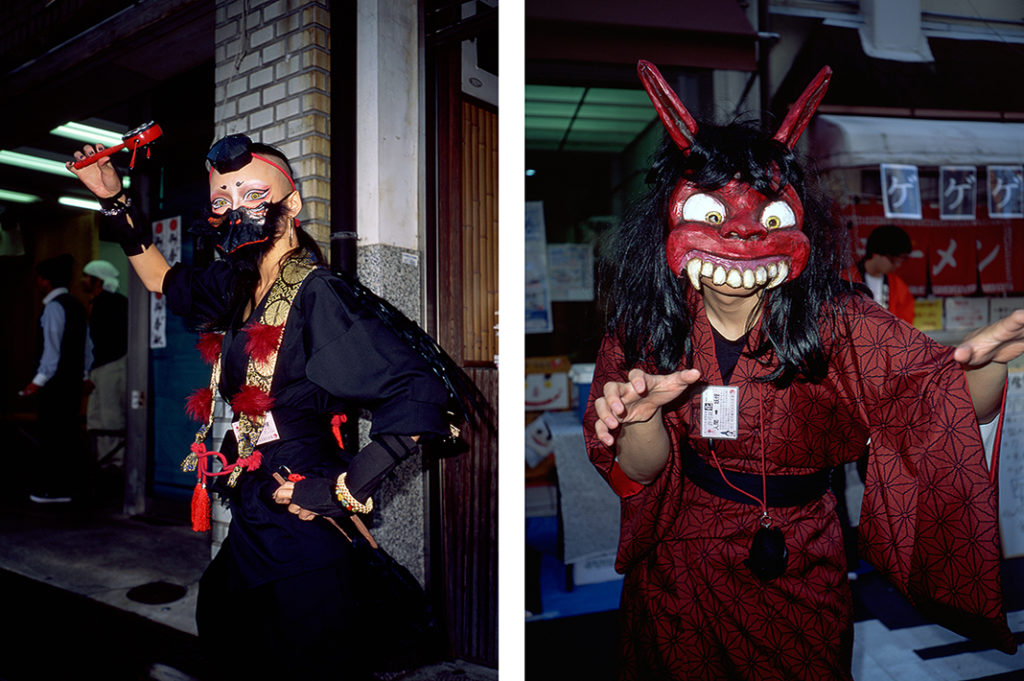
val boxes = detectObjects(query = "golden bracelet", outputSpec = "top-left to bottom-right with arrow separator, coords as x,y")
335,473 -> 373,514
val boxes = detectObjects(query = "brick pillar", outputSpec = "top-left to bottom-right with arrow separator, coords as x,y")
214,0 -> 331,250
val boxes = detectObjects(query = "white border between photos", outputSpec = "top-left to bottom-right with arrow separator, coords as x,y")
498,4 -> 525,680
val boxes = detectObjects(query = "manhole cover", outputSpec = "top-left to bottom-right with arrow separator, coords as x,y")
126,581 -> 187,604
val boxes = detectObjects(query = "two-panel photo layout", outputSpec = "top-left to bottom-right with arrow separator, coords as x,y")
0,1 -> 1023,680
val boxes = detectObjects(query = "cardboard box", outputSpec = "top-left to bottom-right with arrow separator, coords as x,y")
525,356 -> 571,410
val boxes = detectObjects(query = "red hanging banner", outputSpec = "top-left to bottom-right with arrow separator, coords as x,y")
975,224 -> 1014,294
928,226 -> 977,296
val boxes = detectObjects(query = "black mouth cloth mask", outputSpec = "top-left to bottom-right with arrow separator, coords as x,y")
192,200 -> 286,256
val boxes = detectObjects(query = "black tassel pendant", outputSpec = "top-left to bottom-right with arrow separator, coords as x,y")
745,525 -> 788,581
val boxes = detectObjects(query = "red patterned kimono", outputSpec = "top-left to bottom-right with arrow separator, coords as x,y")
584,292 -> 1015,680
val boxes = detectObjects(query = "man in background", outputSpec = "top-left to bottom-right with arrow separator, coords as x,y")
21,254 -> 88,503
845,224 -> 915,324
81,259 -> 127,476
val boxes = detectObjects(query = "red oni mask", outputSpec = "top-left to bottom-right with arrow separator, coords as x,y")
638,61 -> 832,291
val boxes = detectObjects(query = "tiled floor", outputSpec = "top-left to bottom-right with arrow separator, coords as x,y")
526,515 -> 1024,680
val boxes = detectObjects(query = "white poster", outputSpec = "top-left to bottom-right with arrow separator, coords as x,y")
943,297 -> 989,330
525,201 -> 553,334
880,163 -> 922,219
939,165 -> 976,220
999,369 -> 1024,558
547,243 -> 594,302
987,165 -> 1024,218
149,217 -> 182,349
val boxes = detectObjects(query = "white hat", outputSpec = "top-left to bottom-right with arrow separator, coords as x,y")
83,260 -> 120,293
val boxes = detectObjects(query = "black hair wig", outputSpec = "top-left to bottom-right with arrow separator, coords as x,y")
600,119 -> 855,387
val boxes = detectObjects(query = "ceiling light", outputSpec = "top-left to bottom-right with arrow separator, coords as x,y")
50,122 -> 124,148
58,196 -> 101,211
0,189 -> 42,203
0,150 -> 130,189
0,150 -> 69,176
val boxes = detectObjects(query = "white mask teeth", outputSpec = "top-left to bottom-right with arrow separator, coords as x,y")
742,269 -> 755,289
767,262 -> 778,279
685,258 -> 702,290
700,260 -> 714,277
767,261 -> 789,289
712,265 -> 727,286
755,266 -> 767,285
726,268 -> 743,288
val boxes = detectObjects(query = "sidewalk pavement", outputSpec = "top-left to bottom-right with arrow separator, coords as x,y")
0,496 -> 496,680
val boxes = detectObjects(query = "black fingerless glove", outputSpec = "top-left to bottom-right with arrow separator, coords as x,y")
290,477 -> 347,518
288,435 -> 420,517
99,190 -> 152,256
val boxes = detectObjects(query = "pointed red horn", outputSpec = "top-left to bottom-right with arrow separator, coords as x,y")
637,60 -> 699,152
773,66 -> 832,149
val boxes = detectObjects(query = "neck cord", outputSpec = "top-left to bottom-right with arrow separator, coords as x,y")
707,383 -> 772,527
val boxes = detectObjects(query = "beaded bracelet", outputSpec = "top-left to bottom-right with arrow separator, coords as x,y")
335,473 -> 373,514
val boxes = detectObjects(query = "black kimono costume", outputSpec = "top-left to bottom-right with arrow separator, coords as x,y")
163,258 -> 450,680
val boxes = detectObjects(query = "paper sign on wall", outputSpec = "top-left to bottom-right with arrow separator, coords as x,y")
881,164 -> 922,219
149,217 -> 182,349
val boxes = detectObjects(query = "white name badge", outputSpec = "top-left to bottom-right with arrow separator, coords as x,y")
700,386 -> 739,439
232,410 -> 282,446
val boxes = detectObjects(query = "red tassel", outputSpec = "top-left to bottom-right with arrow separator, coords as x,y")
185,388 -> 214,422
288,473 -> 306,482
244,323 -> 285,364
191,483 -> 211,532
232,384 -> 274,417
331,413 -> 347,449
196,333 -> 223,365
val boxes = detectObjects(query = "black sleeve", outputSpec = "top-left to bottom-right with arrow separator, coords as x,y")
161,260 -> 237,327
302,273 -> 450,438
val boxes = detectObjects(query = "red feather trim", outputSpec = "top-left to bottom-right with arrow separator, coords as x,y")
196,333 -> 223,365
243,450 -> 264,471
232,384 -> 274,417
185,388 -> 214,422
244,323 -> 285,364
191,483 -> 211,532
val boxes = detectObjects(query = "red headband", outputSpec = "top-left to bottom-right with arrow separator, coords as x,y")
207,153 -> 297,193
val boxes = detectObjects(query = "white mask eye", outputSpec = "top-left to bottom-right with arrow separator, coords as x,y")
761,201 -> 796,230
681,193 -> 727,225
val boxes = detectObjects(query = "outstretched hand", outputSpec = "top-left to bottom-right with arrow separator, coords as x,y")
954,309 -> 1024,368
593,368 -> 701,446
65,144 -> 122,199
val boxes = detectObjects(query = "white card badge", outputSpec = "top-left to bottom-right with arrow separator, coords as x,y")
701,386 -> 739,439
231,410 -> 282,446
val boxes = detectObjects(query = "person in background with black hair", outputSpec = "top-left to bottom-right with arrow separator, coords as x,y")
21,253 -> 88,504
844,223 -> 915,324
65,134 -> 463,680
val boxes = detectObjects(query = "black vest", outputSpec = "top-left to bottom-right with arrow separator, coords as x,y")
36,292 -> 87,389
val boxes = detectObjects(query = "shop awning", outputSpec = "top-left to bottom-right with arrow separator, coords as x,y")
810,114 -> 1024,169
526,0 -> 757,73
